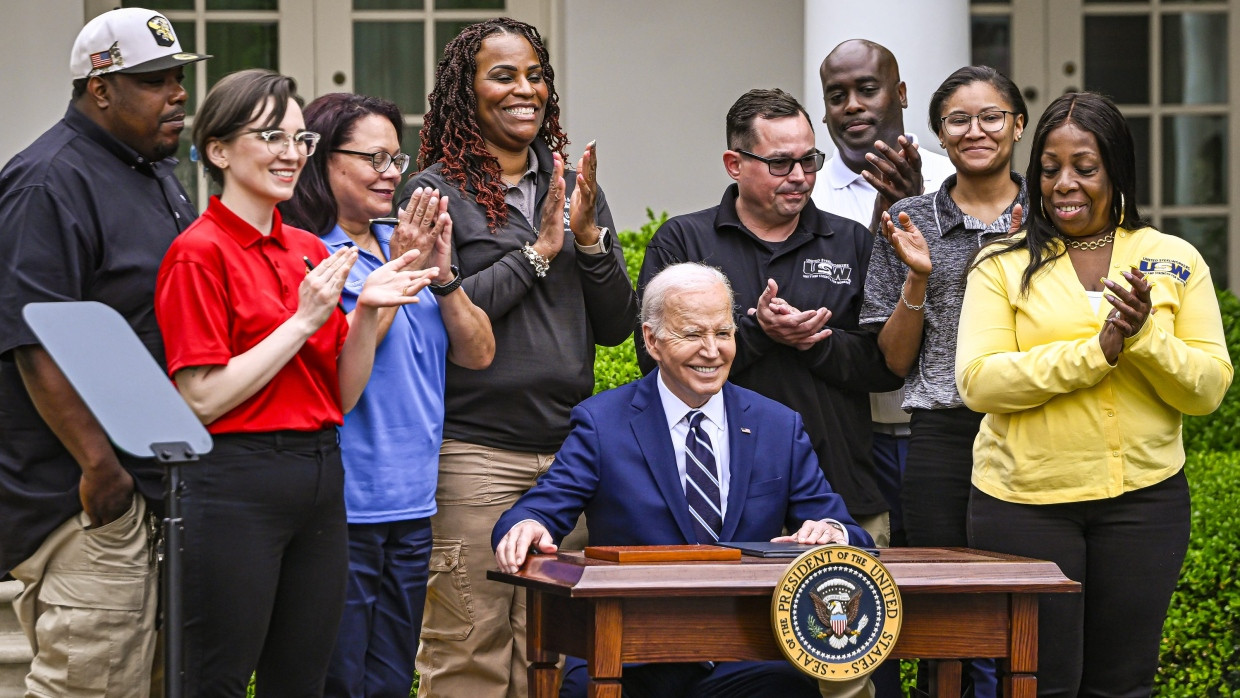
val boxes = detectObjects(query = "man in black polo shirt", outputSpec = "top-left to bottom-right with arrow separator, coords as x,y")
0,8 -> 207,695
637,89 -> 902,554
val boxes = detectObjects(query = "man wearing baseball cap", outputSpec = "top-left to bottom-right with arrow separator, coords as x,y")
0,8 -> 207,696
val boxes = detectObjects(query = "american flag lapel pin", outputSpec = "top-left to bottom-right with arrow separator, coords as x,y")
740,427 -> 751,434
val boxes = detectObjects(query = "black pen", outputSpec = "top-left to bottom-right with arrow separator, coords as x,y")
303,256 -> 348,313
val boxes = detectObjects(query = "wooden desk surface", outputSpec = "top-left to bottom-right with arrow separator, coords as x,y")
491,547 -> 1079,598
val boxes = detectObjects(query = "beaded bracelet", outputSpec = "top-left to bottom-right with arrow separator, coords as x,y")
521,244 -> 550,278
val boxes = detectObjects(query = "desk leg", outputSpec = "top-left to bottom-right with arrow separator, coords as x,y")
527,591 -> 560,698
928,660 -> 961,698
1005,594 -> 1039,698
587,599 -> 623,698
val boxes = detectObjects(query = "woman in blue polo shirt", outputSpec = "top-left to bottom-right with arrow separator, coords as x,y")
281,92 -> 494,697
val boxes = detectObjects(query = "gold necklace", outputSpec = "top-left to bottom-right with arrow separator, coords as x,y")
1061,232 -> 1114,251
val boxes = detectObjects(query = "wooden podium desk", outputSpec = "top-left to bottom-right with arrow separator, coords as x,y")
489,547 -> 1078,698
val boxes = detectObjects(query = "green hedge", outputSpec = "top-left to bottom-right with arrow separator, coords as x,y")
1182,288 -> 1240,452
591,209 -> 665,395
1155,450 -> 1240,696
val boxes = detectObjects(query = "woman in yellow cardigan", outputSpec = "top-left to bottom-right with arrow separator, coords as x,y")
956,91 -> 1232,698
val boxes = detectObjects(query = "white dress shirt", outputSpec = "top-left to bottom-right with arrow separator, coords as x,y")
656,370 -> 731,520
811,134 -> 956,227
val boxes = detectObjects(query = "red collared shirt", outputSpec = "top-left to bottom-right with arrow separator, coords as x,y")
156,196 -> 348,434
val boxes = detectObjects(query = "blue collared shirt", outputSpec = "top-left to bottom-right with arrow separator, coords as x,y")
322,222 -> 449,522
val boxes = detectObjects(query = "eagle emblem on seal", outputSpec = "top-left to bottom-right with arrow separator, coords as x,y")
810,586 -> 870,649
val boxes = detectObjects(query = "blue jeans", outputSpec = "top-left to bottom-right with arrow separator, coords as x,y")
325,517 -> 433,698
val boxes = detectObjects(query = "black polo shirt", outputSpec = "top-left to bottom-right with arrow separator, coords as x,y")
636,185 -> 902,519
0,104 -> 196,574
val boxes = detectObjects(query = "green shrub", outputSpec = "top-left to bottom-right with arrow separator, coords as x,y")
1182,289 -> 1240,452
1154,450 -> 1240,696
592,209 -> 666,395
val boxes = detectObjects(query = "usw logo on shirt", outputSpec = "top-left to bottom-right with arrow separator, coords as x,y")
1138,257 -> 1191,283
803,259 -> 853,284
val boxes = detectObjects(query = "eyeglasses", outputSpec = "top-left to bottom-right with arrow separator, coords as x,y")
940,110 -> 1014,136
736,149 -> 826,176
245,129 -> 321,156
332,149 -> 411,174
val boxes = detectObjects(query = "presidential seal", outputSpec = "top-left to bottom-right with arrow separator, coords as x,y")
771,546 -> 902,681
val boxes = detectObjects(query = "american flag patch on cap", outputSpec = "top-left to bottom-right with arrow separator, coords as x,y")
89,50 -> 113,70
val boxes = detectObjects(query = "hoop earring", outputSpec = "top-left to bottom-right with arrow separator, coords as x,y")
1118,192 -> 1126,227
1041,200 -> 1050,219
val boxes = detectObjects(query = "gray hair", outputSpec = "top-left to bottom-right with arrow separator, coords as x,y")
641,262 -> 734,338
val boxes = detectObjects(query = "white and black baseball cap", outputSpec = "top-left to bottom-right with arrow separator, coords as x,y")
70,7 -> 211,79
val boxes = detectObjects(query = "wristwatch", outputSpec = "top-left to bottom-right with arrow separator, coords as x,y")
574,226 -> 610,255
429,265 -> 463,296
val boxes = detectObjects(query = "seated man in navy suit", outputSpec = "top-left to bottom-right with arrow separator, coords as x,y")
494,262 -> 874,698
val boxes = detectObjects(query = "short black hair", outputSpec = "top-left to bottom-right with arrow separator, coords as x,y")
928,65 -> 1028,137
725,88 -> 813,151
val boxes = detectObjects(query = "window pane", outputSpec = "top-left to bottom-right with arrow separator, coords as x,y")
970,16 -> 1012,77
173,130 -> 199,209
1162,115 -> 1227,206
354,22 -> 425,117
354,0 -> 424,8
436,20 -> 478,62
205,22 -> 278,89
1126,115 -> 1151,208
437,0 -> 505,8
1161,13 -> 1228,104
1160,217 -> 1229,288
123,0 -> 194,9
207,0 -> 277,8
1084,15 -> 1148,103
171,20 -> 199,116
402,123 -> 423,171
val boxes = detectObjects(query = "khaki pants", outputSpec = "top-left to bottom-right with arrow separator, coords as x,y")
10,494 -> 159,698
854,512 -> 891,549
417,439 -> 585,698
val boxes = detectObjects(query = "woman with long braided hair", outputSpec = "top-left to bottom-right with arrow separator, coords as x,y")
402,17 -> 637,697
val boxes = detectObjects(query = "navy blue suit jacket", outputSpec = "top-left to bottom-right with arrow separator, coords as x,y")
492,371 -> 872,549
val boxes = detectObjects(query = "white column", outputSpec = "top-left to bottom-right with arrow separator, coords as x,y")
803,0 -> 971,160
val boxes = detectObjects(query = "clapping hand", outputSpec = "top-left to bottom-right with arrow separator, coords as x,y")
296,247 -> 357,329
357,250 -> 438,309
1098,267 -> 1154,363
879,210 -> 931,276
748,278 -> 832,350
863,136 -> 925,207
531,152 -> 567,262
568,140 -> 601,246
394,187 -> 447,275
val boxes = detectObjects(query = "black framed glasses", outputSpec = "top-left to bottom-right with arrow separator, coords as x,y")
940,110 -> 1014,136
245,129 -> 321,156
736,149 -> 826,176
332,148 -> 411,174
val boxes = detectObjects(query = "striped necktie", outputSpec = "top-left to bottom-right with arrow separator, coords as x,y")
684,410 -> 722,543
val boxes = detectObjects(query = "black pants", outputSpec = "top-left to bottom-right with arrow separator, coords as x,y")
903,407 -> 984,548
181,429 -> 349,697
904,408 -> 995,698
968,471 -> 1190,698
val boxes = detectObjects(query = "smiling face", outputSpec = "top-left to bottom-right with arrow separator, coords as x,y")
473,31 -> 548,158
1039,121 -> 1114,238
938,80 -> 1024,177
643,284 -> 737,408
726,115 -> 817,231
328,113 -> 403,228
96,66 -> 188,162
210,97 -> 307,209
819,42 -> 906,168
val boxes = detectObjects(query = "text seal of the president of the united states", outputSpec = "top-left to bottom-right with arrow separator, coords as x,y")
771,545 -> 902,680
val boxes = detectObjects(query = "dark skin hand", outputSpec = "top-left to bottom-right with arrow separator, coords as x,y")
15,345 -> 134,528
1099,267 -> 1153,364
865,136 -> 925,232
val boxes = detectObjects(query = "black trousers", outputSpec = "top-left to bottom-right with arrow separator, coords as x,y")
903,407 -> 984,547
968,471 -> 1190,698
181,429 -> 349,697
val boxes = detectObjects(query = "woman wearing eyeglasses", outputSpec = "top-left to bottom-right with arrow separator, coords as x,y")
401,17 -> 638,698
154,70 -> 432,695
858,64 -> 1028,698
280,92 -> 494,698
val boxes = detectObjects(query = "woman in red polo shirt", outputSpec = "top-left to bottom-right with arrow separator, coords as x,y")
154,69 -> 432,696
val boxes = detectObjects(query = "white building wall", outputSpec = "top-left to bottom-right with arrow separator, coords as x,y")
803,0 -> 970,164
561,0 -> 804,231
0,0 -> 86,164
